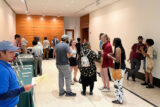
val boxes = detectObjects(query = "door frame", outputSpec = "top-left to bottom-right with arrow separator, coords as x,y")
65,29 -> 74,39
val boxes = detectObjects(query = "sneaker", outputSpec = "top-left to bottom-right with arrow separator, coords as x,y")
112,100 -> 123,104
141,82 -> 148,85
146,84 -> 154,88
101,88 -> 110,92
89,92 -> 93,95
66,92 -> 76,97
59,91 -> 66,96
99,87 -> 106,90
81,91 -> 86,96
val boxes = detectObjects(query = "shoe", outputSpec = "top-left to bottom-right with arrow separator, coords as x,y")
99,87 -> 106,90
66,92 -> 76,96
73,78 -> 78,82
81,91 -> 86,96
132,76 -> 136,82
89,92 -> 93,95
112,100 -> 123,104
101,88 -> 110,92
59,91 -> 66,96
71,81 -> 74,85
146,84 -> 154,88
141,82 -> 148,85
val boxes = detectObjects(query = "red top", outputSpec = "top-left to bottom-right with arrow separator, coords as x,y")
131,43 -> 146,60
102,42 -> 113,68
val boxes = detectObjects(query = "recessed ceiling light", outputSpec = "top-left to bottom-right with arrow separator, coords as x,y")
21,0 -> 25,3
27,16 -> 31,20
53,18 -> 56,22
40,17 -> 44,21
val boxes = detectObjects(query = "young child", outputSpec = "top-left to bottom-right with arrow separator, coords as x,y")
32,41 -> 43,77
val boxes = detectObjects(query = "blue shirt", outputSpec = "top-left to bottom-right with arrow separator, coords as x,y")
99,40 -> 103,50
0,60 -> 20,107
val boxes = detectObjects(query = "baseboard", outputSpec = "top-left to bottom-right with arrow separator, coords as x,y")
126,68 -> 160,88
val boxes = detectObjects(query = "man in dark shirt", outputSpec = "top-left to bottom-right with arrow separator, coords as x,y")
76,38 -> 81,56
55,35 -> 76,97
0,40 -> 33,107
127,36 -> 146,81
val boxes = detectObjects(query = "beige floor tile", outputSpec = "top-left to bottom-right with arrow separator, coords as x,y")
33,59 -> 156,107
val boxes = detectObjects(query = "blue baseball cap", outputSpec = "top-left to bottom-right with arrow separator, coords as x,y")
0,40 -> 19,51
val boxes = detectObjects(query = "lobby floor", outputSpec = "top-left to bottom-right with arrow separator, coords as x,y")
33,59 -> 159,107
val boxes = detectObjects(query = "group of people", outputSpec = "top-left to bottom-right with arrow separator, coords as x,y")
55,33 -> 155,105
0,33 -> 156,106
55,34 -> 125,104
127,36 -> 155,88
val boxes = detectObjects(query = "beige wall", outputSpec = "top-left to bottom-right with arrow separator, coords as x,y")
64,17 -> 80,40
0,0 -> 16,41
89,0 -> 160,78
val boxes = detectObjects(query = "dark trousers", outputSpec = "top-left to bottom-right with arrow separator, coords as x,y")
82,82 -> 94,93
129,58 -> 141,79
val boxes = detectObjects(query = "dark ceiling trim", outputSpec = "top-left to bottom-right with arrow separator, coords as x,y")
3,0 -> 16,14
24,0 -> 29,13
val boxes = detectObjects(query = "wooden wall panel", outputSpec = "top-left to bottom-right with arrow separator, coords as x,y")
80,14 -> 89,40
16,14 -> 64,47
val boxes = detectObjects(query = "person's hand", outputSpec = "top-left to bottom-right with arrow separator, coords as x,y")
127,59 -> 130,63
107,54 -> 111,57
24,85 -> 33,92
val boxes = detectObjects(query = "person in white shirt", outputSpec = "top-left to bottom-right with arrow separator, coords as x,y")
21,36 -> 28,54
69,40 -> 78,85
43,37 -> 50,59
32,41 -> 43,76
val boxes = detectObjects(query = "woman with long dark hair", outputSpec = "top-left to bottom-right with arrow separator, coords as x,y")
108,38 -> 126,104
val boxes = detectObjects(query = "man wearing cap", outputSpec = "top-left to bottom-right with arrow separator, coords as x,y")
55,35 -> 76,97
0,40 -> 33,107
127,36 -> 146,81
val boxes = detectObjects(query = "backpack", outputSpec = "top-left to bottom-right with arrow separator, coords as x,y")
81,50 -> 91,67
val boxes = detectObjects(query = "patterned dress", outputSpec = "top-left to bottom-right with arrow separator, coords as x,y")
79,49 -> 100,86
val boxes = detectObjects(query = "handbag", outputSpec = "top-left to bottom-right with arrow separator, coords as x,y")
112,53 -> 122,80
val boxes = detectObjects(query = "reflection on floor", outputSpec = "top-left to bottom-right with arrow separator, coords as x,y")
34,59 -> 158,107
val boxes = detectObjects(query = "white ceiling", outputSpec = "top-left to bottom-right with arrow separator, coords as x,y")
6,0 -> 119,17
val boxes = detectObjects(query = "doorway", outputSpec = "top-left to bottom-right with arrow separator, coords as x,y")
81,28 -> 89,41
65,29 -> 74,40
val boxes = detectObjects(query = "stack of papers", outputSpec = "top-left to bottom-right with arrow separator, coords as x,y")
32,75 -> 47,85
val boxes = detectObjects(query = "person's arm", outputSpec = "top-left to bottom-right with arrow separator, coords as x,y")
91,50 -> 101,62
0,85 -> 33,101
66,46 -> 72,58
0,87 -> 24,100
108,48 -> 121,62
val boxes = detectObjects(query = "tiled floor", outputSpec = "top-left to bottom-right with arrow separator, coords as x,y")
33,59 -> 159,107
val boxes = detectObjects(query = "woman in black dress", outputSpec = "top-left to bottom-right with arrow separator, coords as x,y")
79,42 -> 100,95
108,38 -> 126,104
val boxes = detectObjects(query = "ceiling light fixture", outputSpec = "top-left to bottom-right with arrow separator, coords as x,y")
27,16 -> 31,20
53,18 -> 57,22
21,0 -> 25,3
40,17 -> 44,21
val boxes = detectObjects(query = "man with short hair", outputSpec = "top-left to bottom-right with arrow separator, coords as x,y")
127,36 -> 146,81
13,34 -> 21,48
43,37 -> 50,59
55,35 -> 76,97
0,40 -> 33,107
